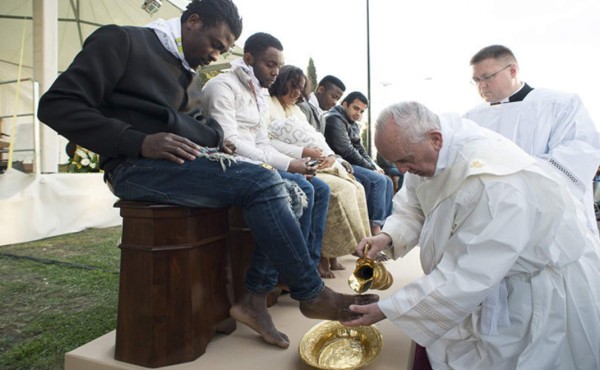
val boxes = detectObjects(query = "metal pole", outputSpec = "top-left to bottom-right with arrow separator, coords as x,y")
366,0 -> 372,156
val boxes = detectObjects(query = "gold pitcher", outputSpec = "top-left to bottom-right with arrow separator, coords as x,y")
348,243 -> 393,294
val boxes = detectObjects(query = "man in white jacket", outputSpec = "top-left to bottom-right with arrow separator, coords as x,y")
200,32 -> 336,348
345,101 -> 600,369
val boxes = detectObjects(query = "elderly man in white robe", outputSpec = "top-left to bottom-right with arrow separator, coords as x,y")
464,44 -> 600,234
344,101 -> 600,370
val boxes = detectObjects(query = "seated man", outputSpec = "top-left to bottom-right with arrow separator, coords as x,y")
200,32 -> 330,277
36,0 -> 377,351
324,91 -> 394,235
298,74 -> 346,134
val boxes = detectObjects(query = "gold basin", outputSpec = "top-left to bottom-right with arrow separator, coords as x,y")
298,320 -> 383,369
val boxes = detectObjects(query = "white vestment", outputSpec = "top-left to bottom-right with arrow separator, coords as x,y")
464,88 -> 600,233
379,115 -> 600,369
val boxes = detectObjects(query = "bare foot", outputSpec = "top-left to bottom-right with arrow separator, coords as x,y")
266,286 -> 282,308
371,225 -> 382,235
319,257 -> 335,278
299,286 -> 379,321
329,257 -> 346,271
229,292 -> 290,348
277,281 -> 290,292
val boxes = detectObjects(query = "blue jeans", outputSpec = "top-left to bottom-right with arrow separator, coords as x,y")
278,171 -> 330,268
383,166 -> 404,190
351,165 -> 393,227
108,157 -> 324,301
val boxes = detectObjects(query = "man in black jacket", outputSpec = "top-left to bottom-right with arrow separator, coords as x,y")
37,0 -> 377,350
324,91 -> 393,235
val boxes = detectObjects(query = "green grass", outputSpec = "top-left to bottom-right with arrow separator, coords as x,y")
0,226 -> 122,370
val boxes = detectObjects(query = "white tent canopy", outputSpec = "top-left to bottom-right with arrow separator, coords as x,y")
0,0 -> 195,246
0,0 -> 188,173
1,0 -> 188,78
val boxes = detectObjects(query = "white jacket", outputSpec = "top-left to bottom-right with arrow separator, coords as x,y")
200,64 -> 292,171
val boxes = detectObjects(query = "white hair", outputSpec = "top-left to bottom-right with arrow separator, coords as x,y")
375,101 -> 440,143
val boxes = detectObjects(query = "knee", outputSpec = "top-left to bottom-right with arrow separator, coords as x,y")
250,170 -> 289,200
294,177 -> 315,199
312,178 -> 330,197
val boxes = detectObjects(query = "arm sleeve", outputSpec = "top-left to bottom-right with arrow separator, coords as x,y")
37,26 -> 144,157
541,94 -> 600,196
382,174 -> 426,259
379,179 -> 537,346
270,139 -> 304,159
201,79 -> 291,170
37,25 -> 223,158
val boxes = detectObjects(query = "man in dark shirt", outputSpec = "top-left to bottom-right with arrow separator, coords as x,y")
37,0 -> 377,350
324,91 -> 393,235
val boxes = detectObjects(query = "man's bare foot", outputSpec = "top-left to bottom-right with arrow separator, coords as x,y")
329,257 -> 346,271
299,286 -> 379,321
277,281 -> 290,292
230,292 -> 290,348
371,225 -> 382,235
319,257 -> 335,278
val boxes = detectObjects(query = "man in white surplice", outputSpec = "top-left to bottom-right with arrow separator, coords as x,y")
464,44 -> 600,234
344,101 -> 600,370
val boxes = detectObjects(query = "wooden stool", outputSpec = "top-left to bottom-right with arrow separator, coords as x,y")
114,201 -> 238,368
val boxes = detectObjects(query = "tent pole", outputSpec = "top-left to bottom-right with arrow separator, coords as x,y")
33,0 -> 59,173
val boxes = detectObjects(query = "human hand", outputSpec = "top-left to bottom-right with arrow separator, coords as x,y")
302,147 -> 324,159
342,302 -> 386,327
141,133 -> 200,164
356,234 -> 392,259
318,155 -> 336,169
341,160 -> 353,173
288,158 -> 318,176
221,139 -> 236,155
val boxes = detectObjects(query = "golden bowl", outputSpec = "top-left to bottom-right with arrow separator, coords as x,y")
299,321 -> 383,370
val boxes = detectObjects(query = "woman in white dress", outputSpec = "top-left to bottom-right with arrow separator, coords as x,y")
267,65 -> 371,278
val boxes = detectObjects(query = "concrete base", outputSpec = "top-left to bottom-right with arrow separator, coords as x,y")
65,251 -> 424,370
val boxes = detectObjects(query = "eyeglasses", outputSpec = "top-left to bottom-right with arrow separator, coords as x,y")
471,64 -> 512,85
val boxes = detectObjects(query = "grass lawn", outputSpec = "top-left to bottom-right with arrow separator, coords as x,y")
0,226 -> 122,370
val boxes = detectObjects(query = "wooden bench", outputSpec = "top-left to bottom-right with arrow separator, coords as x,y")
113,201 -> 255,368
